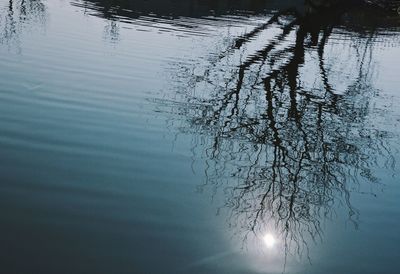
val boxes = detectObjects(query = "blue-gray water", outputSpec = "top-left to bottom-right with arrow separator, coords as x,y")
1,1 -> 400,273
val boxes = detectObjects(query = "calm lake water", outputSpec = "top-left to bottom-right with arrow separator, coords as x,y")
1,0 -> 400,273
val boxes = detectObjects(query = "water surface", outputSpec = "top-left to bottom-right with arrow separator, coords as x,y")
1,1 -> 400,273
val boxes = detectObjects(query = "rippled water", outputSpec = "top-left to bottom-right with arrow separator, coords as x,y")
1,0 -> 400,273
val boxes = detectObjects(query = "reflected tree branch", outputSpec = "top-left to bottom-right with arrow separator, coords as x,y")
162,2 -> 398,264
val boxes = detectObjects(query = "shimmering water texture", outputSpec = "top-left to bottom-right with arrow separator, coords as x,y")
1,1 -> 400,274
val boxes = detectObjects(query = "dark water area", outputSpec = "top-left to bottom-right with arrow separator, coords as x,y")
1,0 -> 400,273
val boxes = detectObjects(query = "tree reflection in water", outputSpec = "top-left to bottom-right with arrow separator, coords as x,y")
0,0 -> 47,50
2,0 -> 399,267
165,2 -> 399,262
0,0 -> 123,46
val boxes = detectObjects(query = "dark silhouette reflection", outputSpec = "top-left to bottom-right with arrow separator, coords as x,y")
163,1 -> 399,262
74,0 -> 400,31
74,0 -> 281,19
72,0 -> 313,36
0,0 -> 47,50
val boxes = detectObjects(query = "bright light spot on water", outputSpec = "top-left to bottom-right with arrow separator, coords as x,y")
263,233 -> 276,248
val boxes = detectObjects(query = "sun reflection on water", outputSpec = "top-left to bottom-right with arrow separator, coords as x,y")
263,233 -> 276,249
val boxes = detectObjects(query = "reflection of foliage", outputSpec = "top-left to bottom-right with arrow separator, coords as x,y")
103,19 -> 120,42
0,0 -> 47,50
164,3 -> 398,261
